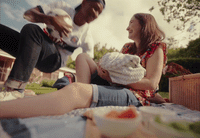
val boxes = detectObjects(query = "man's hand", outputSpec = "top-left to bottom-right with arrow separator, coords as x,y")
24,7 -> 73,37
50,15 -> 73,37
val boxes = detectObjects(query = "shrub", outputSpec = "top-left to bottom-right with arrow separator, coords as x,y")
159,75 -> 169,92
167,58 -> 200,73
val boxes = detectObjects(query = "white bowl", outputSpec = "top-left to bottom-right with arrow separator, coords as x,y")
93,106 -> 142,137
149,117 -> 200,138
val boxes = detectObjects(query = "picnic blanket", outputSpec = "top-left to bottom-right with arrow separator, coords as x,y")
1,103 -> 200,138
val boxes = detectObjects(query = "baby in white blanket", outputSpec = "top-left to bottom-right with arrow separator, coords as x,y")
97,52 -> 146,85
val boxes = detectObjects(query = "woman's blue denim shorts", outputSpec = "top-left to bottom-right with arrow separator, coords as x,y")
90,84 -> 142,108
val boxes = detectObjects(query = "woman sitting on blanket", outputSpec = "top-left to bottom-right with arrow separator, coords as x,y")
0,13 -> 167,118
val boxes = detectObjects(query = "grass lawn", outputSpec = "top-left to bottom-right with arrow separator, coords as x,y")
159,92 -> 169,99
26,83 -> 169,99
25,83 -> 57,95
27,87 -> 57,95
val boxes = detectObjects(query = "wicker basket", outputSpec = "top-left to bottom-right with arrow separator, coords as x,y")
169,73 -> 200,111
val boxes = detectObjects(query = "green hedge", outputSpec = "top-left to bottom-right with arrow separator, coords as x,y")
159,58 -> 200,92
159,75 -> 169,92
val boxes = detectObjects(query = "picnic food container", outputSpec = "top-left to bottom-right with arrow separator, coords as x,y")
149,116 -> 200,138
169,73 -> 200,111
93,106 -> 142,137
139,106 -> 176,133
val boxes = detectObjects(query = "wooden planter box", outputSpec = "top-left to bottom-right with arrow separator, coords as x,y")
169,73 -> 200,111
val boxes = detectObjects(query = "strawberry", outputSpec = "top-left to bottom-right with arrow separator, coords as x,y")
117,108 -> 137,119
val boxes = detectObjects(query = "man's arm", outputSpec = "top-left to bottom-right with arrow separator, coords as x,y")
23,6 -> 72,37
23,7 -> 51,24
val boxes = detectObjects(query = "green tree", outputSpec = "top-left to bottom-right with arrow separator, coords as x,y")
150,0 -> 200,33
93,43 -> 119,63
180,37 -> 200,58
66,43 -> 119,69
165,37 -> 179,49
167,37 -> 200,59
167,48 -> 182,59
66,56 -> 76,69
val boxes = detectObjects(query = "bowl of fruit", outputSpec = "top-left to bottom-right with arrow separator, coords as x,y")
93,106 -> 142,137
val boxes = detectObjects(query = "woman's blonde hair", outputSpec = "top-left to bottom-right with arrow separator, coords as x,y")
134,13 -> 165,54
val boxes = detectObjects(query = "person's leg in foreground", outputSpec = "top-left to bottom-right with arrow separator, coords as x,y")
0,82 -> 93,118
0,80 -> 141,118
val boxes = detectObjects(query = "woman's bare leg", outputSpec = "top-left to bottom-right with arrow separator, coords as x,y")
0,82 -> 93,118
75,53 -> 97,83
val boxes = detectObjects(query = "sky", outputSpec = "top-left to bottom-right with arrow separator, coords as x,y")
1,0 -> 199,59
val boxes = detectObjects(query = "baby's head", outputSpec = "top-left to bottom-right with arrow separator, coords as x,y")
99,52 -> 146,85
99,52 -> 140,70
96,63 -> 112,82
